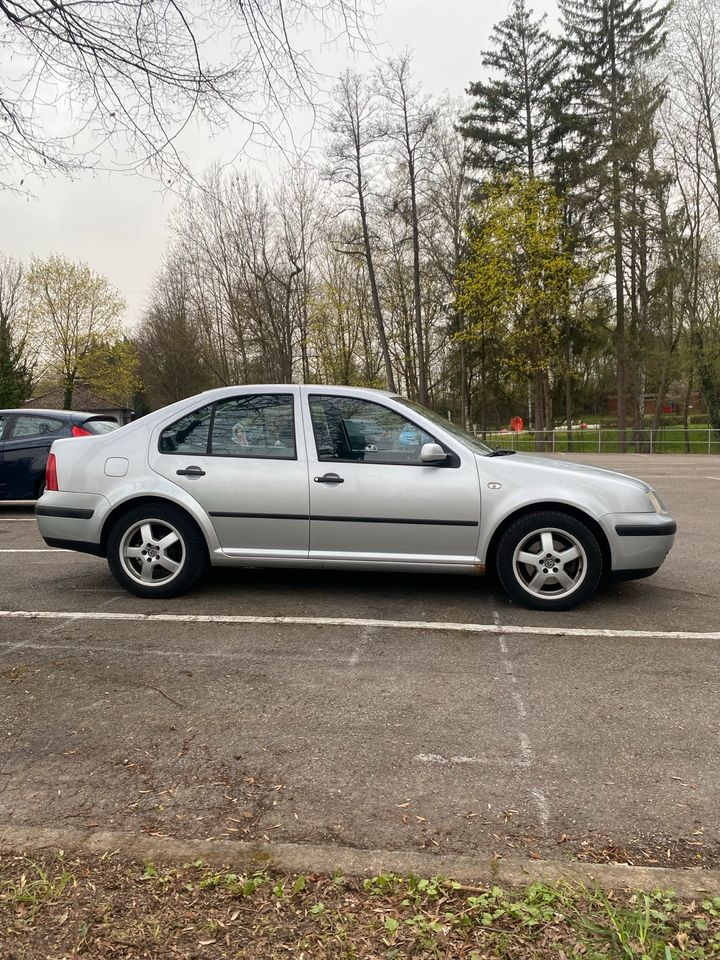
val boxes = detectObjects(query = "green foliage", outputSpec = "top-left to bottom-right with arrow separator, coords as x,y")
25,255 -> 125,409
77,336 -> 142,407
2,855 -> 719,958
457,173 -> 589,382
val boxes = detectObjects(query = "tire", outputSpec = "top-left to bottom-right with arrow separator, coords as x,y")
496,510 -> 603,611
107,504 -> 208,599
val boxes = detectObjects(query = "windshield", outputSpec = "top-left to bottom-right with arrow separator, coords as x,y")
394,398 -> 494,455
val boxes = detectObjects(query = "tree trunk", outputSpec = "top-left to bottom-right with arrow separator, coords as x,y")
534,371 -> 545,451
613,160 -> 627,452
63,377 -> 74,409
408,154 -> 428,404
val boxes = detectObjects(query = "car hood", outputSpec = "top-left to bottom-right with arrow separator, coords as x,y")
499,453 -> 650,491
474,451 -> 655,516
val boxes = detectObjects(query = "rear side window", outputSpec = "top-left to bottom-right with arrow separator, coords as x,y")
160,403 -> 213,454
210,395 -> 296,459
10,415 -> 65,439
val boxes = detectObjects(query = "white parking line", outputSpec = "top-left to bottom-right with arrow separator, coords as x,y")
0,609 -> 719,640
0,549 -> 71,553
414,753 -> 531,769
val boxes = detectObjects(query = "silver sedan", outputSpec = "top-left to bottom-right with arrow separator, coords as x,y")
35,385 -> 676,610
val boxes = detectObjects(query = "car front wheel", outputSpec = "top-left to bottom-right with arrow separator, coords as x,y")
107,504 -> 207,598
496,510 -> 603,611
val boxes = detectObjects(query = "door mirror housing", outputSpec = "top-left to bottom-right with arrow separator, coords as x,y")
420,442 -> 447,464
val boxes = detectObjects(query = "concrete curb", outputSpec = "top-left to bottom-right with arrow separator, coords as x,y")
2,827 -> 719,898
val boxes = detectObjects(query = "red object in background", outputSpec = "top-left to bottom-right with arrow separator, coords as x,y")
510,416 -> 524,432
663,405 -> 673,414
71,424 -> 92,437
580,422 -> 588,430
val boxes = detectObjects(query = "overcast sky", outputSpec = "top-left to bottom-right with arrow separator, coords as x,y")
0,0 -> 557,329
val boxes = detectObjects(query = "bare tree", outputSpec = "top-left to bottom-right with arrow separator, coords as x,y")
377,53 -> 436,403
424,99 -> 473,424
134,255 -> 217,408
276,162 -> 328,381
326,70 -> 397,391
0,0 -> 374,189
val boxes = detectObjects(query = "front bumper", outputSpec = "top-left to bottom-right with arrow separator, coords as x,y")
600,511 -> 677,575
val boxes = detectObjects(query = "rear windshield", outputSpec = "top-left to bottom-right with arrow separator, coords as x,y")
84,419 -> 119,435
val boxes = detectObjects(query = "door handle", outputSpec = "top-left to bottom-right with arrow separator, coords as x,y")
314,473 -> 344,484
176,465 -> 206,477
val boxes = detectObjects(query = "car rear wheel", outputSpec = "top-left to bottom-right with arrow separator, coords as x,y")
496,510 -> 603,611
107,504 -> 207,598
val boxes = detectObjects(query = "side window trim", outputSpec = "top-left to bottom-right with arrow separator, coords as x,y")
307,394 -> 460,468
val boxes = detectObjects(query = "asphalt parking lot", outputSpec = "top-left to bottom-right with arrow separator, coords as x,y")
1,454 -> 719,870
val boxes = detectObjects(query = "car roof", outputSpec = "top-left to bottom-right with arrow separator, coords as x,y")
196,384 -> 396,401
0,409 -> 112,418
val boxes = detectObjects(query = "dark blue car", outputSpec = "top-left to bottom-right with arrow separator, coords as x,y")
0,409 -> 118,500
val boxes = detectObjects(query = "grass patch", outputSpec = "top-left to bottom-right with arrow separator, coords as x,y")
0,851 -> 718,958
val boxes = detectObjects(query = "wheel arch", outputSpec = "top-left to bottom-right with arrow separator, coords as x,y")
484,502 -> 612,579
100,496 -> 211,560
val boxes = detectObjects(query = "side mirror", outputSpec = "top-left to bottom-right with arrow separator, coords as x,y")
420,442 -> 447,464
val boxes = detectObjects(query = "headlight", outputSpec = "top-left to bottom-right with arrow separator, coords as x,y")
646,489 -> 666,514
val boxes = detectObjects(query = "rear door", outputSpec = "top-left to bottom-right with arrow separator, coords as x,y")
2,413 -> 67,499
149,390 -> 310,558
303,391 -> 482,564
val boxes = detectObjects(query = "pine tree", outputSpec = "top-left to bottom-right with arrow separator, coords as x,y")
559,0 -> 669,447
0,255 -> 32,406
0,314 -> 32,407
460,0 -> 562,177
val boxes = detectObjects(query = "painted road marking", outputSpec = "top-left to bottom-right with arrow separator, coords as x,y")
496,611 -> 549,827
0,609 -> 719,640
414,753 -> 530,768
0,549 -> 71,553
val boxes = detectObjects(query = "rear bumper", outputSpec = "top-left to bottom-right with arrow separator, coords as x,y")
43,536 -> 105,557
35,491 -> 109,553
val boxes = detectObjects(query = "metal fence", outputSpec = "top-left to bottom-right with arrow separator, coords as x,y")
476,427 -> 720,455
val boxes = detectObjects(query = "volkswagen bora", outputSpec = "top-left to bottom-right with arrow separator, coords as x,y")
35,385 -> 676,610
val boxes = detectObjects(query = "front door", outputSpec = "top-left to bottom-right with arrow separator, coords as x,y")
149,390 -> 310,558
303,392 -> 481,564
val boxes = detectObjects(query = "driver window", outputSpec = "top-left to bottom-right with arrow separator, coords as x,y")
309,395 -> 435,465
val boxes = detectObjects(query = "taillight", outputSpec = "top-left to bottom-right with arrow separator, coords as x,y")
71,424 -> 92,437
46,453 -> 59,491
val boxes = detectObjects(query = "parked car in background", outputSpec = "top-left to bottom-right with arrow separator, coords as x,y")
0,409 -> 118,501
35,386 -> 677,610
